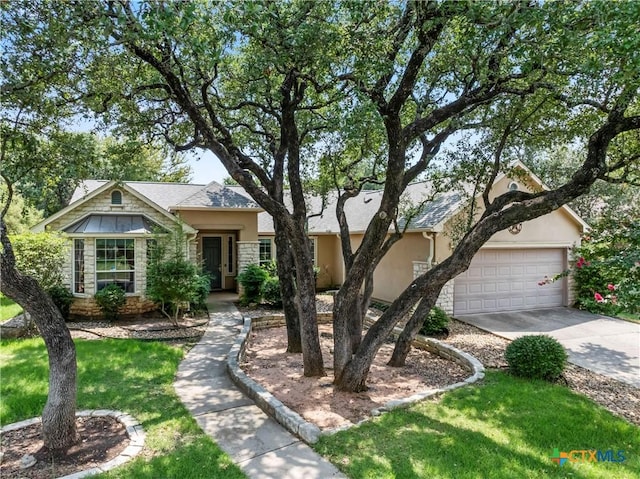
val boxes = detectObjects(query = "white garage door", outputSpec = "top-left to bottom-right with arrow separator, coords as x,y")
454,248 -> 566,315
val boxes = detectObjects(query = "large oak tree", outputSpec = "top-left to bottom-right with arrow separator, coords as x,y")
3,1 -> 638,396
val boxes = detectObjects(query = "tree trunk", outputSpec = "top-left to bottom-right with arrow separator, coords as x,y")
295,251 -> 325,376
273,220 -> 302,353
388,292 -> 438,367
0,219 -> 78,454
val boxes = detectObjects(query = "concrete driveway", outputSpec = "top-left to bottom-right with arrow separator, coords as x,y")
456,308 -> 640,388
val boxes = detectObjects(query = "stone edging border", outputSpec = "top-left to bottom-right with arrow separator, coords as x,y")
227,314 -> 485,444
0,409 -> 145,479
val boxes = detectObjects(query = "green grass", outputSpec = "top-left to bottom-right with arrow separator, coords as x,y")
0,293 -> 23,322
0,338 -> 245,479
616,312 -> 640,324
314,371 -> 640,479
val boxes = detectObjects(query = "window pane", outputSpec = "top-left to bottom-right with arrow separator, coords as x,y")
259,238 -> 272,266
74,239 -> 85,293
95,237 -> 135,292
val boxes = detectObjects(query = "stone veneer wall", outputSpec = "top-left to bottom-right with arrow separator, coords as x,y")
412,261 -> 454,315
237,241 -> 259,273
70,296 -> 157,319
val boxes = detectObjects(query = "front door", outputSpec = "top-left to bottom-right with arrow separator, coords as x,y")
203,237 -> 222,290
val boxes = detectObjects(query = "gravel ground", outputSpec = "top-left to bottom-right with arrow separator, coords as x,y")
66,317 -> 208,341
239,295 -> 640,426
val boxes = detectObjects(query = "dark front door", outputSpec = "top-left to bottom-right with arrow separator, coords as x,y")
203,237 -> 222,290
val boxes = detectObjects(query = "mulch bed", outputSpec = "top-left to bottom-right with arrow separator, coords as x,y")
0,416 -> 128,479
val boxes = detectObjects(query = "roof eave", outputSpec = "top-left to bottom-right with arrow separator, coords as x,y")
170,206 -> 264,212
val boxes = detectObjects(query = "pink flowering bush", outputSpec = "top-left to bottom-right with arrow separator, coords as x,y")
570,218 -> 640,315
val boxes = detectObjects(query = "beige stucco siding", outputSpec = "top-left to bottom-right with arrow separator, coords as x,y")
315,235 -> 342,289
365,233 -> 433,302
176,209 -> 258,241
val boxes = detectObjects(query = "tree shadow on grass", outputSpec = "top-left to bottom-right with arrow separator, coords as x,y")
316,371 -> 640,479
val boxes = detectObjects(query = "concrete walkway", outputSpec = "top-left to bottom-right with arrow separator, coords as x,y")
457,307 -> 640,387
174,293 -> 345,479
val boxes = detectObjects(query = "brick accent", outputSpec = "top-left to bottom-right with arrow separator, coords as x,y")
412,261 -> 454,315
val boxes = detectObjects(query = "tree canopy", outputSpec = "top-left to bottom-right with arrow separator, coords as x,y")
1,0 -> 638,392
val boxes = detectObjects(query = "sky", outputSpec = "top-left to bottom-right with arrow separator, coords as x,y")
186,150 -> 229,185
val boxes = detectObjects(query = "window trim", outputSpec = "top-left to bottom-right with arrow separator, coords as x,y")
258,237 -> 274,266
226,235 -> 235,275
308,236 -> 318,266
73,239 -> 85,294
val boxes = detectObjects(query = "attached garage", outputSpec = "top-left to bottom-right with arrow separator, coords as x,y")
453,248 -> 567,315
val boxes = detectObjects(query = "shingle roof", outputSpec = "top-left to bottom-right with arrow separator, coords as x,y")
229,183 -> 465,234
176,181 -> 259,208
69,180 -> 258,210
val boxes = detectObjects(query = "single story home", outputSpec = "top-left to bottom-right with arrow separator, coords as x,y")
32,161 -> 587,317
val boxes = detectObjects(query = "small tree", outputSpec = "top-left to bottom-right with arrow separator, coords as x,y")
147,258 -> 208,325
146,224 -> 209,325
572,218 -> 640,315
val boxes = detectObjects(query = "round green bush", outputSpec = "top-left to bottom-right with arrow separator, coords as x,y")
94,284 -> 126,321
505,335 -> 567,381
261,276 -> 282,307
237,264 -> 268,305
419,306 -> 449,335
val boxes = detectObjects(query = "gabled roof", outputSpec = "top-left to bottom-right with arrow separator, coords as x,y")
32,180 -> 198,234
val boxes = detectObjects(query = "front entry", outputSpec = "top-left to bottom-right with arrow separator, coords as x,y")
203,237 -> 222,290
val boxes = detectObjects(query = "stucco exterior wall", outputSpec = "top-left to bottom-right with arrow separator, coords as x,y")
176,209 -> 259,241
315,235 -> 341,289
436,175 -> 583,264
360,232 -> 433,303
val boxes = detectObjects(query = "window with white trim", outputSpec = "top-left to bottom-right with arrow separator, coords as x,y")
96,238 -> 135,293
227,235 -> 234,274
308,237 -> 317,266
258,237 -> 273,266
74,239 -> 85,293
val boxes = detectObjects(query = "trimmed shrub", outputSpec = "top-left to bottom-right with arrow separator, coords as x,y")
261,276 -> 282,307
505,335 -> 567,381
94,284 -> 126,321
47,285 -> 74,320
419,306 -> 449,336
237,264 -> 268,305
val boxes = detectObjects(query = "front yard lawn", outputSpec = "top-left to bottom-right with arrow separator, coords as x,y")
0,338 -> 245,479
0,293 -> 23,322
314,371 -> 640,479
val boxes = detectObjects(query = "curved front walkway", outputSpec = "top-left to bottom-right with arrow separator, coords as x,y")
173,294 -> 345,479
